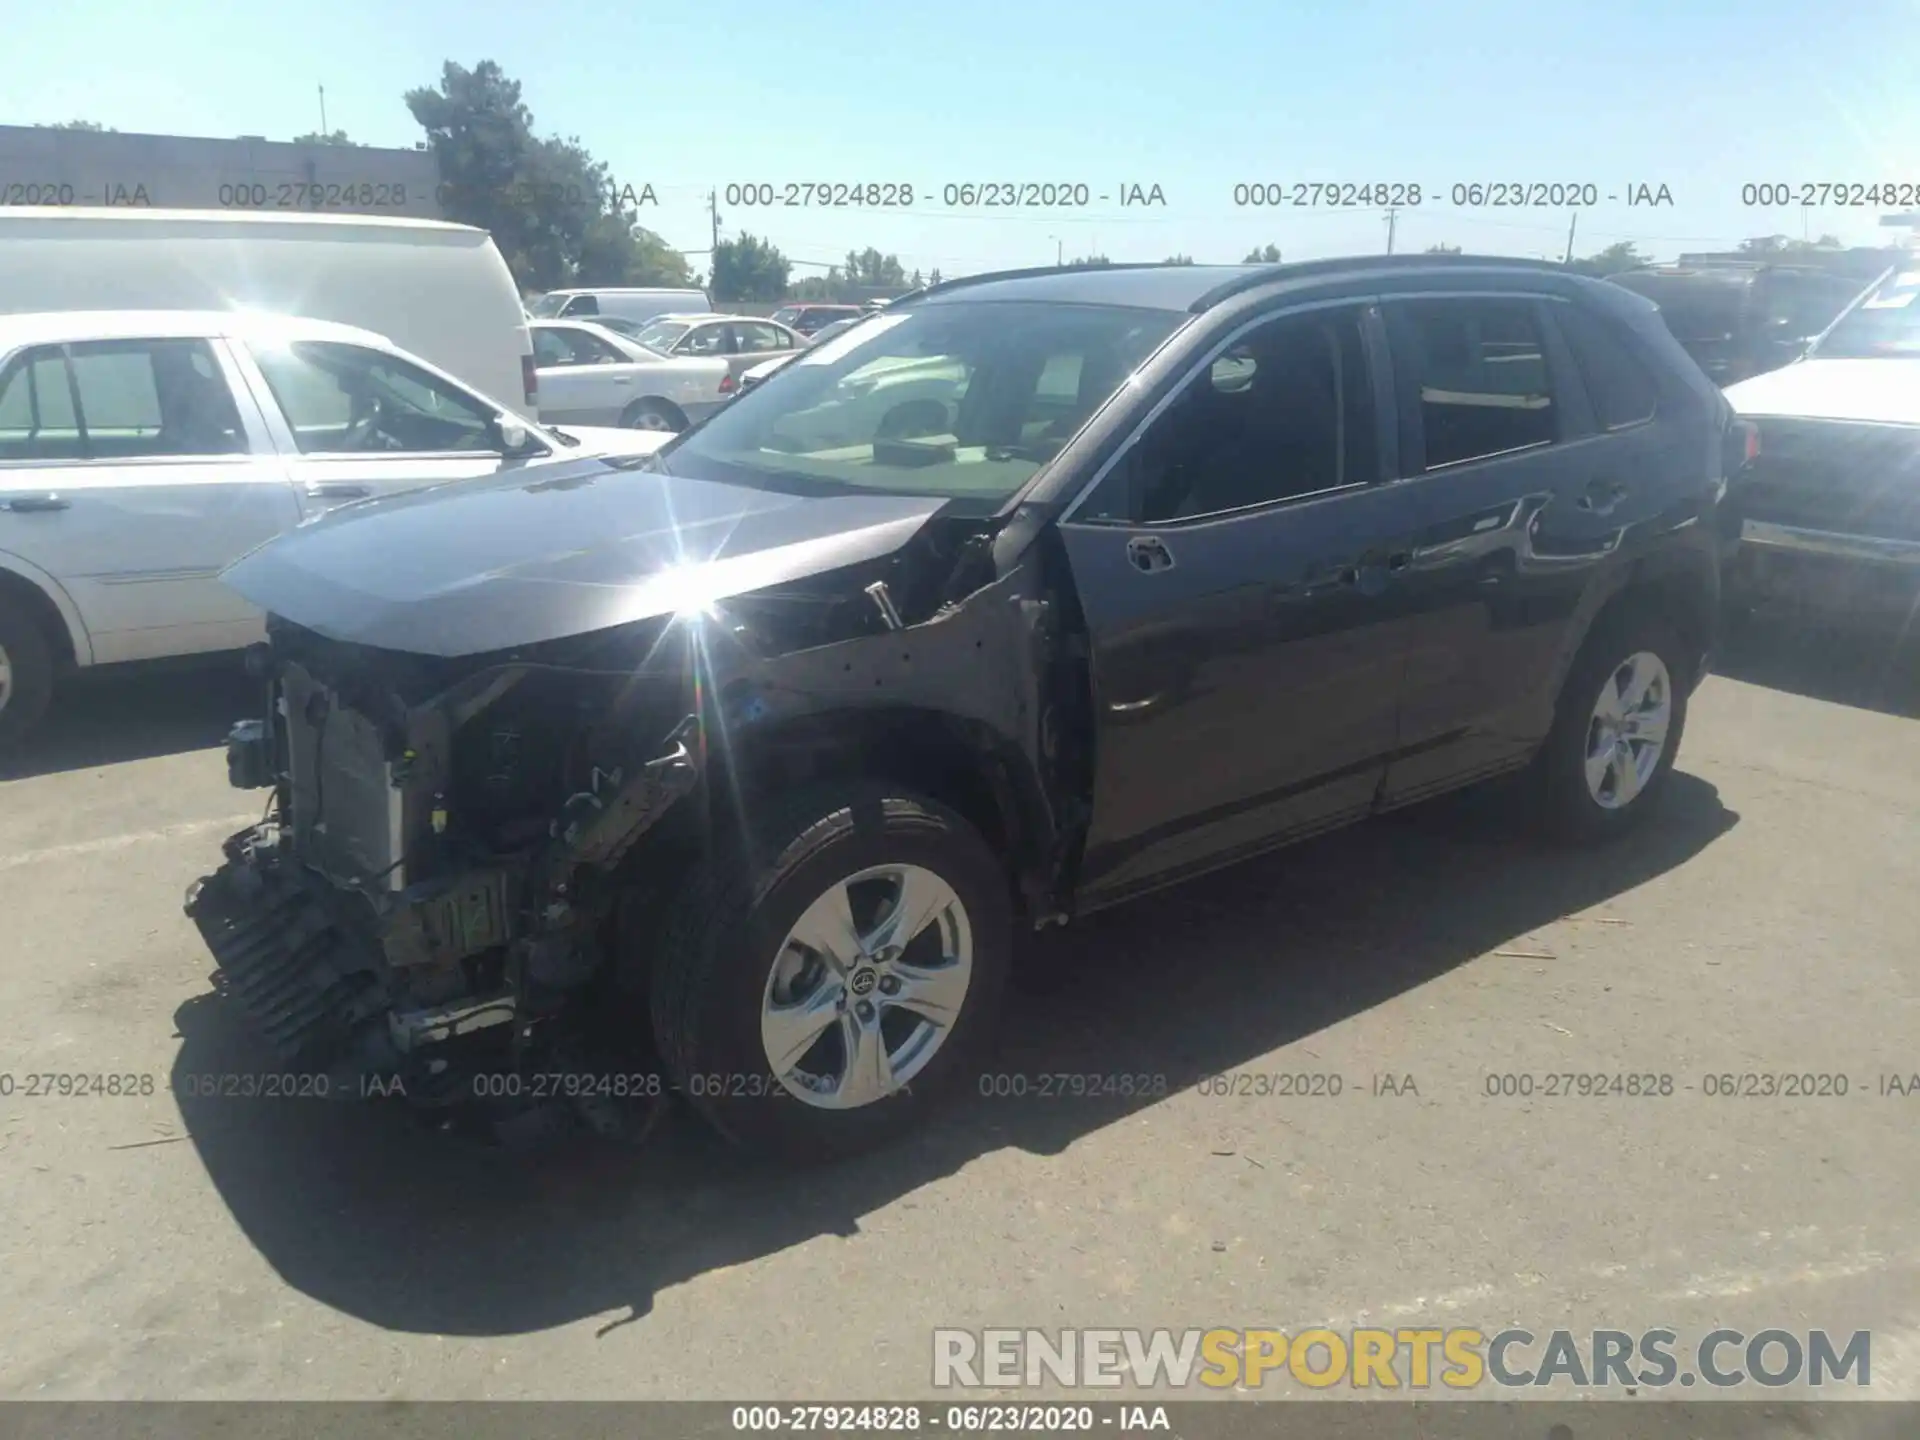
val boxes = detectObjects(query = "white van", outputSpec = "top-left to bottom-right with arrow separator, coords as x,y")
529,287 -> 712,328
0,208 -> 538,420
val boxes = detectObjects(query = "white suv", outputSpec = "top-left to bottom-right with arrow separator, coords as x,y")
0,309 -> 673,745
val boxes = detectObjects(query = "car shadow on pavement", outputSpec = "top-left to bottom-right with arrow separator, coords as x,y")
169,771 -> 1737,1339
0,656 -> 258,781
1714,610 -> 1920,719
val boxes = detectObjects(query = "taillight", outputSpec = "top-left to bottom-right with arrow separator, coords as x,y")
522,353 -> 538,406
1735,419 -> 1760,467
719,371 -> 737,395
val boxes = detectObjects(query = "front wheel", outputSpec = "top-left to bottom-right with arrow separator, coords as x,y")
650,783 -> 1012,1161
1530,611 -> 1690,844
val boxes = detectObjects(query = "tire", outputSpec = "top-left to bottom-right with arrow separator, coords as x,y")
650,782 -> 1012,1161
0,600 -> 55,750
1530,608 -> 1691,844
620,398 -> 685,433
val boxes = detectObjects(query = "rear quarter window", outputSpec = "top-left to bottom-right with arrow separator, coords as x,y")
1553,304 -> 1659,430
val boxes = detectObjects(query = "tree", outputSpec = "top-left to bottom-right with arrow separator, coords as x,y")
928,268 -> 943,286
405,60 -> 688,292
711,233 -> 791,301
1243,243 -> 1283,263
1566,240 -> 1646,278
1068,254 -> 1111,267
1162,253 -> 1195,265
844,247 -> 907,288
36,119 -> 113,132
292,130 -> 360,146
1425,242 -> 1463,254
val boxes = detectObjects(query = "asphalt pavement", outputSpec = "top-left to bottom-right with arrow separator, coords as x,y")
0,617 -> 1916,1404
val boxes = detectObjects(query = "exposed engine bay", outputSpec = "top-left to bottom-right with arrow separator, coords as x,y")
185,481 -> 1087,1141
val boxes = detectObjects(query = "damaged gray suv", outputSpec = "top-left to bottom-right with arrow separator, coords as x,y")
189,257 -> 1733,1160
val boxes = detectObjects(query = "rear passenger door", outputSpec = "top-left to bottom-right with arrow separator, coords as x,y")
1376,292 -> 1656,805
0,337 -> 296,663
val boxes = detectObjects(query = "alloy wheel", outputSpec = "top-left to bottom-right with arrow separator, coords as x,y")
1583,651 -> 1673,809
760,863 -> 974,1110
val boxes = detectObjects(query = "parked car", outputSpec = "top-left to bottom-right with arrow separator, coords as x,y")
188,256 -> 1730,1162
0,207 -> 538,420
770,303 -> 864,337
1608,260 -> 1870,387
737,315 -> 869,392
628,313 -> 806,379
0,310 -> 676,745
528,288 -> 713,328
530,319 -> 734,431
1721,263 -> 1920,623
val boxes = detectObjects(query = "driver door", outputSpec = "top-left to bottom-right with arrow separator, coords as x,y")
230,338 -> 531,518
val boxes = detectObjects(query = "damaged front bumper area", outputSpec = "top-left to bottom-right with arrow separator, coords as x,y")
184,633 -> 701,1122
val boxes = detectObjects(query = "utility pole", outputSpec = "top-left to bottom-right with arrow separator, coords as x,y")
317,85 -> 328,136
1384,206 -> 1397,254
1563,210 -> 1578,264
709,189 -> 721,256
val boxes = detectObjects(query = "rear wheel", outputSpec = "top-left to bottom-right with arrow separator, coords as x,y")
1530,610 -> 1690,843
0,602 -> 55,749
620,397 -> 686,432
650,783 -> 1011,1161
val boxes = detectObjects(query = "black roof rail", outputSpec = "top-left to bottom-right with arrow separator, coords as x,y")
888,260 -> 1207,307
1187,253 -> 1578,313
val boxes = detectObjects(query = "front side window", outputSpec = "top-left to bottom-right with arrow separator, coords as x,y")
560,294 -> 600,317
1391,298 -> 1557,468
251,340 -> 497,455
656,300 -> 1182,510
1081,306 -> 1377,523
0,339 -> 244,461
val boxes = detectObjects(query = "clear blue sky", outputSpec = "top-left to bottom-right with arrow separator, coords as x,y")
9,0 -> 1920,278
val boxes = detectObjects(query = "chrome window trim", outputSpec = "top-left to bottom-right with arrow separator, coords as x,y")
1058,294 -> 1384,527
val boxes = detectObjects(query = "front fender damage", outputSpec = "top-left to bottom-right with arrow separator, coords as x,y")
183,509 -> 1079,1145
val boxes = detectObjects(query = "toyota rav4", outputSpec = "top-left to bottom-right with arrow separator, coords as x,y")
186,257 -> 1733,1160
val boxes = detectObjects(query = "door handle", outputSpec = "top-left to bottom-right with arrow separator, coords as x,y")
2,494 -> 71,513
305,483 -> 372,500
1126,534 -> 1175,573
1579,478 -> 1630,516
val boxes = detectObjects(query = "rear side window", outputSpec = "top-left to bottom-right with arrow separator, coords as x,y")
0,348 -> 82,460
1390,298 -> 1557,469
0,339 -> 244,460
1553,304 -> 1658,430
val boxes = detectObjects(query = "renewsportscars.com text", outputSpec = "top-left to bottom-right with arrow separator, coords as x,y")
932,1327 -> 1872,1390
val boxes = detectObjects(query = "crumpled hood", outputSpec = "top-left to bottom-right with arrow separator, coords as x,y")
222,454 -> 948,657
1725,358 -> 1920,427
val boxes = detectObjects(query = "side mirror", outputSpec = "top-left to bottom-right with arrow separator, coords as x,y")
489,414 -> 538,455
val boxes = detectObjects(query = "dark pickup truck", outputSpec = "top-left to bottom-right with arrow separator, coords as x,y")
187,257 -> 1733,1161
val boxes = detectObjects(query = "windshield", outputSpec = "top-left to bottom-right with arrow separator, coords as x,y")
770,307 -> 802,325
655,299 -> 1183,507
1811,269 -> 1920,358
635,319 -> 691,352
526,293 -> 572,318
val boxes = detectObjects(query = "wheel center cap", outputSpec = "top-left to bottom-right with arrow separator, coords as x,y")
848,968 -> 878,998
